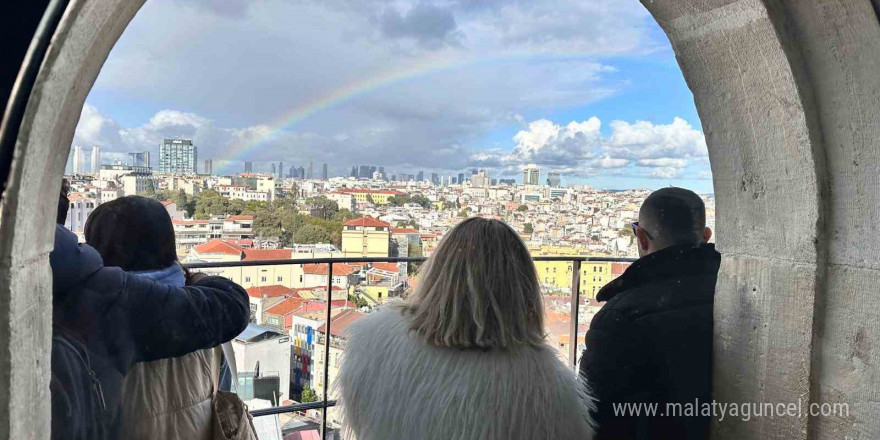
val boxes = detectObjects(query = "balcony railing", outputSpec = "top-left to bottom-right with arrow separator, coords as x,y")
185,254 -> 636,438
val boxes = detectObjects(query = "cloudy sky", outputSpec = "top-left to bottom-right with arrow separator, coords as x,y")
73,0 -> 713,192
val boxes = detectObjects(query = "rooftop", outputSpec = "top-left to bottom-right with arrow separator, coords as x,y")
344,217 -> 391,228
263,296 -> 308,316
242,249 -> 292,261
316,309 -> 365,337
245,285 -> 299,299
193,239 -> 243,256
303,263 -> 358,276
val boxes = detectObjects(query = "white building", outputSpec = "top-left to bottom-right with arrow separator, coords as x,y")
72,145 -> 85,174
90,146 -> 101,173
64,192 -> 96,237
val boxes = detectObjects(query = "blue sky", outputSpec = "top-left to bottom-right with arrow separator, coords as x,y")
72,0 -> 713,193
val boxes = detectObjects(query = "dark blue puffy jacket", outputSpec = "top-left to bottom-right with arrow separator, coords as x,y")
50,225 -> 249,440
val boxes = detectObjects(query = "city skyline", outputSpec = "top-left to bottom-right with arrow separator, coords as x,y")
71,0 -> 712,192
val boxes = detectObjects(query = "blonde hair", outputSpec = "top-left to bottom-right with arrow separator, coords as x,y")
401,217 -> 545,349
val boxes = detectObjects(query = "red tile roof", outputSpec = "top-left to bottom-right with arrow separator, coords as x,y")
226,215 -> 254,221
172,219 -> 208,225
160,200 -> 174,206
293,299 -> 353,316
264,296 -> 308,316
303,263 -> 358,276
612,262 -> 630,275
245,285 -> 298,299
317,309 -> 365,337
241,249 -> 292,261
344,217 -> 390,228
391,228 -> 419,234
371,262 -> 400,273
193,239 -> 243,255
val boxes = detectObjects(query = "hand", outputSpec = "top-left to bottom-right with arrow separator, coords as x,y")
186,272 -> 208,285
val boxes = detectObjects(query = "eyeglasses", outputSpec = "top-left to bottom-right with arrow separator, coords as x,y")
631,222 -> 653,240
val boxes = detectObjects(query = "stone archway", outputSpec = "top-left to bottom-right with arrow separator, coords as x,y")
1,0 -> 878,439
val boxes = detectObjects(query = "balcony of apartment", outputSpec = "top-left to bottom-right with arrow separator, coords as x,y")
184,254 -> 636,439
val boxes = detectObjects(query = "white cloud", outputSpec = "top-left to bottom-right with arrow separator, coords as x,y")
608,117 -> 707,160
636,158 -> 688,168
647,167 -> 683,179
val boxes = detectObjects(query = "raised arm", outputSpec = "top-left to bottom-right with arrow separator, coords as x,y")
119,272 -> 249,363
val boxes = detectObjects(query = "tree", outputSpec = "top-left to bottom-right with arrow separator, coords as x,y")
410,194 -> 432,209
192,190 -> 230,219
619,226 -> 635,238
141,179 -> 156,197
307,196 -> 339,220
300,387 -> 318,403
524,223 -> 534,234
294,224 -> 331,244
517,204 -> 529,212
458,208 -> 470,218
332,208 -> 355,223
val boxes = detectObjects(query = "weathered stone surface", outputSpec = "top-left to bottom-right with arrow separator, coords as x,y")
0,0 -> 144,438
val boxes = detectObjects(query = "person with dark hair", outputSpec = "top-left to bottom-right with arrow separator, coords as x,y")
50,195 -> 249,440
579,187 -> 720,439
81,195 -> 227,439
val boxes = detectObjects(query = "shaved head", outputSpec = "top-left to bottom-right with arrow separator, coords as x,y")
639,187 -> 707,250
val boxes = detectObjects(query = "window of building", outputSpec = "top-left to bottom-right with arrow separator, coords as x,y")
277,276 -> 282,282
245,276 -> 251,282
261,276 -> 267,282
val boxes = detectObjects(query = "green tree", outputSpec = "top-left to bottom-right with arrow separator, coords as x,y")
306,196 -> 339,220
294,224 -> 331,244
141,180 -> 156,197
300,387 -> 318,403
517,204 -> 529,212
458,208 -> 470,218
524,223 -> 534,233
619,227 -> 635,238
332,208 -> 355,223
192,190 -> 230,219
410,194 -> 432,209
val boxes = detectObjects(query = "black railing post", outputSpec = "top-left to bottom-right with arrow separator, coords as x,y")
321,263 -> 334,438
568,260 -> 581,370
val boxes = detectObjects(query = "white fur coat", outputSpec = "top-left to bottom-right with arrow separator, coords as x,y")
334,306 -> 595,440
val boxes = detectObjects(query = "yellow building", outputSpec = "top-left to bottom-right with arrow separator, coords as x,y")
337,189 -> 404,205
186,240 -> 305,289
341,217 -> 391,257
529,245 -> 614,299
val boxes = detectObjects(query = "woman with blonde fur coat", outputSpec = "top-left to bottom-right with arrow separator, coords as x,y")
335,217 -> 594,440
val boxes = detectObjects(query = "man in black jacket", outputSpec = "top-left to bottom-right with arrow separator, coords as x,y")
51,222 -> 250,439
580,187 -> 720,439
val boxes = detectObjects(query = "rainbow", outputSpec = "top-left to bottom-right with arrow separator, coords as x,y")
217,51 -> 596,173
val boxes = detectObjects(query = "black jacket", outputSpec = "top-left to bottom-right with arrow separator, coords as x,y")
50,225 -> 250,440
579,244 -> 720,440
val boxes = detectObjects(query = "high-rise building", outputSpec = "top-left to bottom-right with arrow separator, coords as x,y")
308,161 -> 314,179
523,165 -> 540,185
271,163 -> 276,176
322,163 -> 328,180
128,151 -> 150,167
298,166 -> 305,179
278,161 -> 284,179
289,166 -> 296,178
457,173 -> 465,185
245,162 -> 253,173
417,171 -> 424,182
204,159 -> 213,176
471,170 -> 490,188
72,145 -> 85,174
547,172 -> 561,187
358,165 -> 371,179
431,173 -> 439,185
158,138 -> 197,174
351,166 -> 358,178
90,146 -> 101,173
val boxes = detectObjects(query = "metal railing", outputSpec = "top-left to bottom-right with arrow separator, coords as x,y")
185,255 -> 636,437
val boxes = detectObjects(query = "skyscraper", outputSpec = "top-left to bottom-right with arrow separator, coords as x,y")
204,159 -> 213,175
279,161 -> 284,179
72,145 -> 85,174
322,163 -> 328,180
417,171 -> 424,182
457,173 -> 465,185
298,166 -> 305,179
308,161 -> 314,179
431,173 -> 439,185
523,165 -> 540,185
378,167 -> 385,180
158,138 -> 197,174
351,166 -> 358,178
547,172 -> 561,187
358,165 -> 371,179
271,163 -> 276,176
245,161 -> 253,173
90,146 -> 101,173
289,166 -> 296,178
471,170 -> 490,188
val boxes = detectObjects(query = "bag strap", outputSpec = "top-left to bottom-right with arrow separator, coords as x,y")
221,341 -> 239,392
210,346 -> 222,396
